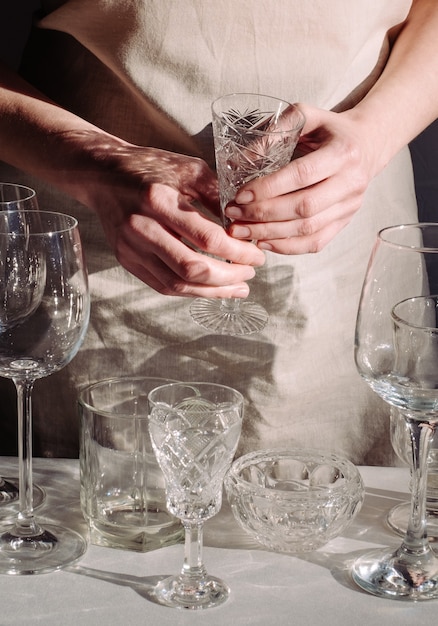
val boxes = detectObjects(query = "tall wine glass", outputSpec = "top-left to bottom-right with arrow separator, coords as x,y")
190,93 -> 305,335
0,210 -> 90,574
148,382 -> 243,609
353,223 -> 438,600
0,183 -> 44,511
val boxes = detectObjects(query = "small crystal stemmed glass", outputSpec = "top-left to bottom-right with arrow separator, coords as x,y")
148,382 -> 243,609
0,210 -> 90,574
354,223 -> 438,600
0,183 -> 44,511
190,93 -> 305,336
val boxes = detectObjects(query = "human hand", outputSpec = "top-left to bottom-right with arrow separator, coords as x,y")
80,136 -> 265,297
224,103 -> 380,254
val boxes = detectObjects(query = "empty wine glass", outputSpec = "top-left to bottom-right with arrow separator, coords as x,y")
0,210 -> 90,574
190,93 -> 305,335
0,183 -> 43,513
148,382 -> 243,609
353,223 -> 438,600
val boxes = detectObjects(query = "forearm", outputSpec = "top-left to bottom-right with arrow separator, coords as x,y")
345,0 -> 438,173
0,60 -> 126,207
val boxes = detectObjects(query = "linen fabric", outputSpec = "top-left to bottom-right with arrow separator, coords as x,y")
0,0 -> 415,463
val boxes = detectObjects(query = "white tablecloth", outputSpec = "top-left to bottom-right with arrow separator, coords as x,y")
0,457 -> 436,625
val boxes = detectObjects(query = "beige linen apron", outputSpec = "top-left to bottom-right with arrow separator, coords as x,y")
0,0 -> 415,463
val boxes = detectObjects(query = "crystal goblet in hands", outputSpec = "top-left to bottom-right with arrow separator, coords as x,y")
0,210 -> 90,574
190,93 -> 305,335
148,382 -> 243,609
353,223 -> 438,600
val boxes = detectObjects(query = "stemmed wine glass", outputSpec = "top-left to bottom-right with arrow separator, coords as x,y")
353,223 -> 438,600
0,183 -> 44,513
148,382 -> 243,609
190,93 -> 305,335
0,210 -> 90,574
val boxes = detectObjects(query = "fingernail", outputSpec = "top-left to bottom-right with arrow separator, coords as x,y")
225,205 -> 243,219
235,190 -> 254,204
231,225 -> 251,239
231,286 -> 250,298
258,242 -> 272,251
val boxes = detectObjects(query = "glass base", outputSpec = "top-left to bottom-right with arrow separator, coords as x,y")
0,522 -> 87,575
153,574 -> 230,610
352,547 -> 438,600
387,502 -> 438,541
190,298 -> 268,335
0,479 -> 45,518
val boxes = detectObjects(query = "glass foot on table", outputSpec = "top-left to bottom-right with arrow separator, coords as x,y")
0,523 -> 87,575
153,573 -> 230,610
190,298 -> 268,335
352,547 -> 438,601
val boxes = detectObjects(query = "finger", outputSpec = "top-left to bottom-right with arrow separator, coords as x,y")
142,184 -> 266,266
257,217 -> 351,255
118,242 -> 253,298
228,173 -> 362,238
117,217 -> 259,287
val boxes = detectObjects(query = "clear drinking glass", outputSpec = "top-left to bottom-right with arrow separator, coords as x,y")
0,210 -> 90,574
148,382 -> 243,609
0,183 -> 44,512
190,93 -> 305,335
353,223 -> 438,600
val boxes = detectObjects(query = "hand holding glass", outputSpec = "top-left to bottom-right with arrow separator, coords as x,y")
148,382 -> 243,609
190,93 -> 305,335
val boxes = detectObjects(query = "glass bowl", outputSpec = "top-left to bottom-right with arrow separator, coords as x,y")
224,449 -> 364,553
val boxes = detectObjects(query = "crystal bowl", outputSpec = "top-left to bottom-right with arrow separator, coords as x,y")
224,449 -> 364,553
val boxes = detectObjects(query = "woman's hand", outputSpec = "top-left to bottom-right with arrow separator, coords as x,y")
79,137 -> 266,297
224,104 -> 379,254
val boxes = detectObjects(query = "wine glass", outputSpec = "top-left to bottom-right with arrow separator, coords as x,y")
353,223 -> 438,600
0,183 -> 44,513
0,209 -> 90,574
388,407 -> 438,540
190,93 -> 305,335
148,382 -> 243,609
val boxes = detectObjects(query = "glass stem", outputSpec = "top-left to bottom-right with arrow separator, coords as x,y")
181,521 -> 207,582
15,378 -> 40,536
220,298 -> 241,313
401,417 -> 434,555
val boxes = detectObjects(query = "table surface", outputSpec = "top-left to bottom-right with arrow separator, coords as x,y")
0,457 -> 436,625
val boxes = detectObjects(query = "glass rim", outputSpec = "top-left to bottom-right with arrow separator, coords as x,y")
211,92 -> 305,134
0,182 -> 37,204
378,223 -> 438,253
148,380 -> 244,406
78,375 -> 179,418
391,294 -> 438,332
0,209 -> 78,236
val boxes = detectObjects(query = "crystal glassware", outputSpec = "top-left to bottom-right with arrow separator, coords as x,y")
0,184 -> 44,514
353,223 -> 438,600
148,382 -> 243,609
0,210 -> 90,574
190,93 -> 305,335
